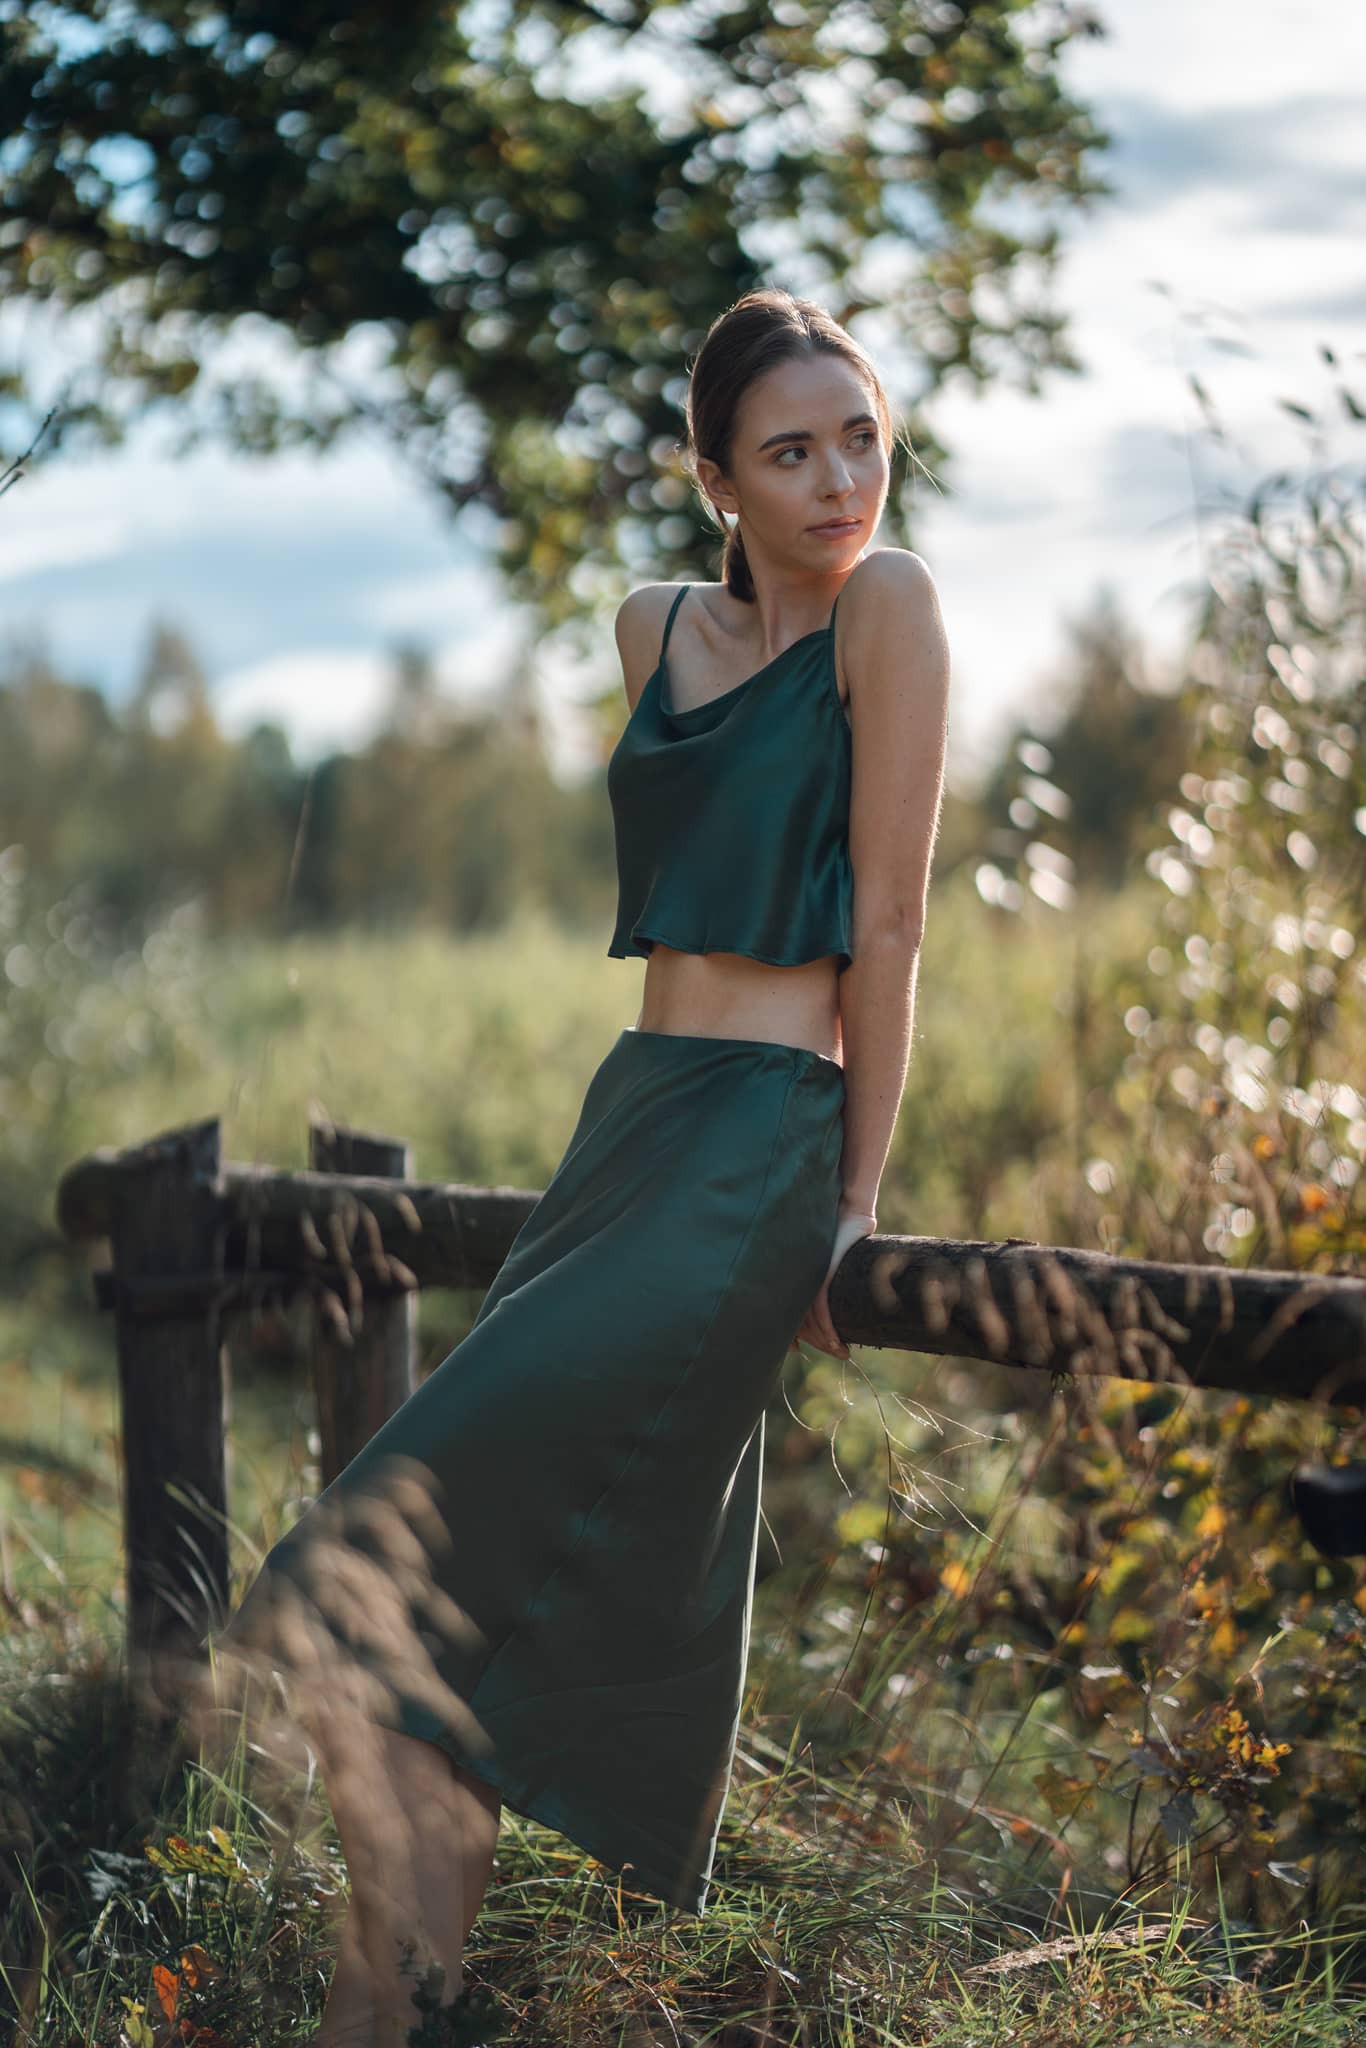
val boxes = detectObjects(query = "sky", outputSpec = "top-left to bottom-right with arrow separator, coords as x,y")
1,0 -> 1362,792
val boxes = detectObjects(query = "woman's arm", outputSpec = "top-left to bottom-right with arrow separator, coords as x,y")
837,549 -> 951,1217
615,585 -> 675,1036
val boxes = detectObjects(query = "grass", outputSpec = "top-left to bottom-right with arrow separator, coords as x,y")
2,880 -> 1364,2042
1,1620 -> 1362,2046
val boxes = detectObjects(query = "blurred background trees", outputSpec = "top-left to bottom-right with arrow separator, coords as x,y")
0,577 -> 1182,943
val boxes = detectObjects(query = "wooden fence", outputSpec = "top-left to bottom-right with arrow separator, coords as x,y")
55,1115 -> 1366,1689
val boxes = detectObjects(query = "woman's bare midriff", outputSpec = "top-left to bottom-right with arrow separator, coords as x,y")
635,943 -> 844,1068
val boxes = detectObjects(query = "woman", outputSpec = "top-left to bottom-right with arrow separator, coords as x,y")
212,286 -> 951,2046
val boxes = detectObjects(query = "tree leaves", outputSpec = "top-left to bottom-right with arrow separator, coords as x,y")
0,0 -> 1107,624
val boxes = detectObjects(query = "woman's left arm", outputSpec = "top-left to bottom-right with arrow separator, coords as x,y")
793,549 -> 951,1361
837,549 -> 951,1214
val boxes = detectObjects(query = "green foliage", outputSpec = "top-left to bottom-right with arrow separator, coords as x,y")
0,624 -> 619,943
975,585 -> 1191,893
754,418 -> 1366,1937
0,0 -> 1113,625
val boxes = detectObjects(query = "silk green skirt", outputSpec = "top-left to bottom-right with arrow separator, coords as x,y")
215,1026 -> 846,1915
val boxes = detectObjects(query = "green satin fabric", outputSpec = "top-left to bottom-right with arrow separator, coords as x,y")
606,585 -> 855,972
214,1027 -> 846,1915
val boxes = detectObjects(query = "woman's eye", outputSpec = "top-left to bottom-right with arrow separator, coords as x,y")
776,431 -> 877,465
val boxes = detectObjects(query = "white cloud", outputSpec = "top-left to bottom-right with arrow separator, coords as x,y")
214,648 -> 398,761
0,514 -> 129,583
212,610 -> 554,767
913,2 -> 1366,786
362,563 -> 496,636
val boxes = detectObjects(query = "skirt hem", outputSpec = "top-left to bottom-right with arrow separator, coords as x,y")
403,1726 -> 712,1916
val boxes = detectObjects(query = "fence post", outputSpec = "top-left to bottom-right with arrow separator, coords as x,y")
308,1120 -> 417,1487
108,1117 -> 231,1696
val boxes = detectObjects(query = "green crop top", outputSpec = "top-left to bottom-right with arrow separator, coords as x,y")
606,583 -> 854,973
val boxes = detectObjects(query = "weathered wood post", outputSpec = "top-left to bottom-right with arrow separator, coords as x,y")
106,1117 -> 231,1695
54,1111 -> 1366,1682
307,1118 -> 417,1486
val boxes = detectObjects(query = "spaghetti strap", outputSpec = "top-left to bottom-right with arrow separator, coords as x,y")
659,584 -> 690,664
829,588 -> 841,632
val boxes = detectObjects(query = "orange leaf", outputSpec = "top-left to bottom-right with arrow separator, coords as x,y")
152,1964 -> 180,2022
177,1948 -> 223,1990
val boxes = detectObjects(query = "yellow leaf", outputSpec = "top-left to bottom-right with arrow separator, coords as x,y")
119,1998 -> 155,2048
940,1561 -> 973,1599
1195,1501 -> 1226,1540
1033,1763 -> 1096,1817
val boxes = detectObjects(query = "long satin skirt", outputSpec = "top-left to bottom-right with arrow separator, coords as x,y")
213,1025 -> 846,1915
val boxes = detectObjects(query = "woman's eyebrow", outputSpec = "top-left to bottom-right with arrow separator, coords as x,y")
755,410 -> 877,452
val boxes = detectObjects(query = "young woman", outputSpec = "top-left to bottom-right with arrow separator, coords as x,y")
212,286 -> 950,2046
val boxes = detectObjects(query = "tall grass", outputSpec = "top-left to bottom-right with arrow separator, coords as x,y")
1,869 -> 1362,2042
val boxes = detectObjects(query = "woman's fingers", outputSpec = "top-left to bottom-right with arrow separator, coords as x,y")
791,1285 -> 848,1361
814,1279 -> 849,1359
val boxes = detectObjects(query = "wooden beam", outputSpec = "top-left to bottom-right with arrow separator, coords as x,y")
58,1123 -> 1366,1406
59,1143 -> 536,1294
830,1235 -> 1366,1406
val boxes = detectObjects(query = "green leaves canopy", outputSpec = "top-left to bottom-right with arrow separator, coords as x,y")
1,0 -> 1110,626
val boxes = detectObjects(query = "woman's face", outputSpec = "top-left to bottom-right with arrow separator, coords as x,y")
696,350 -> 891,577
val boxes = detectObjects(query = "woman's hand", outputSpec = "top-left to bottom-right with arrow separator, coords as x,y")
789,1206 -> 877,1362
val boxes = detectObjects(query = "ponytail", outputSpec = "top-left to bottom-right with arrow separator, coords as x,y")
721,517 -> 756,603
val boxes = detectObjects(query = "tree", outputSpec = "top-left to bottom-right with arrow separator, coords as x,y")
977,585 -> 1189,897
129,617 -> 216,739
0,0 -> 1112,632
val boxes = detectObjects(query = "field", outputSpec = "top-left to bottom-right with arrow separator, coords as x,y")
2,867 -> 1363,2043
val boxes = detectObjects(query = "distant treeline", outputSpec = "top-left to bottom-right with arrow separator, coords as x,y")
0,588 -> 1187,941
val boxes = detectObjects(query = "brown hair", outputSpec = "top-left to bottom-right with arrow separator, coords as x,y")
679,288 -> 905,604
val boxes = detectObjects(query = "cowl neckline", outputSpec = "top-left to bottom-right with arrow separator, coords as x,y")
656,616 -> 834,724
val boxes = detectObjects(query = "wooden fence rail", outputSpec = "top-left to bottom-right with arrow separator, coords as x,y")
55,1115 -> 1366,1688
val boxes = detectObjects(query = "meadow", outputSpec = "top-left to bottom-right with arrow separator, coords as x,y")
1,847 -> 1363,2043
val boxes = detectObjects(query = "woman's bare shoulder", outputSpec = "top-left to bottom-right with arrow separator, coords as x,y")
613,582 -> 722,708
842,546 -> 934,603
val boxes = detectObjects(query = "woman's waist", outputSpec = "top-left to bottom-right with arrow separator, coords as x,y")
637,942 -> 843,1067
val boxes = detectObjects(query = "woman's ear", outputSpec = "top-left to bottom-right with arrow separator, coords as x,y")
695,455 -> 737,522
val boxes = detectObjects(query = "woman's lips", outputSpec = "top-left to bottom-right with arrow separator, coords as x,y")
808,517 -> 862,534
